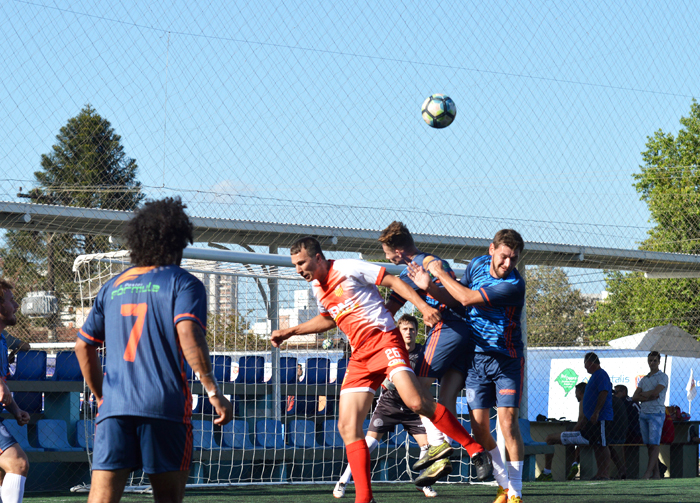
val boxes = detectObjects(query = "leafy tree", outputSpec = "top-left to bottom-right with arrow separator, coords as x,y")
586,100 -> 700,341
0,105 -> 143,339
207,311 -> 257,351
525,266 -> 595,346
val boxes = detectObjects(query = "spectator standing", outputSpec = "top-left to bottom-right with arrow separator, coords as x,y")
581,352 -> 613,480
632,351 -> 668,480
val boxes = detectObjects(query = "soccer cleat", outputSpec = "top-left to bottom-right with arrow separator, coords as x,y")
470,450 -> 493,481
413,441 -> 454,471
567,463 -> 579,480
416,485 -> 437,498
492,485 -> 509,503
414,458 -> 453,487
333,481 -> 346,498
507,497 -> 522,503
536,472 -> 553,482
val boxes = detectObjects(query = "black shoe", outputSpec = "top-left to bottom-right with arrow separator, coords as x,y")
471,450 -> 493,481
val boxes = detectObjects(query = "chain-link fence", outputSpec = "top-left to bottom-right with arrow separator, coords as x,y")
2,0 -> 700,490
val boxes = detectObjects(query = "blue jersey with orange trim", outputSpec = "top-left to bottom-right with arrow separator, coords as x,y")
389,252 -> 465,323
77,265 -> 206,424
460,255 -> 525,358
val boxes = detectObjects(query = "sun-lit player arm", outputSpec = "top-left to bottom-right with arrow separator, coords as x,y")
75,338 -> 104,401
405,262 -> 462,310
426,261 -> 484,307
270,314 -> 337,348
379,274 -> 441,327
177,320 -> 233,425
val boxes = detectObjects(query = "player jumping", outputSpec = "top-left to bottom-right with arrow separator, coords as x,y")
76,197 -> 233,503
379,221 -> 484,485
333,314 -> 438,499
412,229 -> 526,503
271,237 -> 489,503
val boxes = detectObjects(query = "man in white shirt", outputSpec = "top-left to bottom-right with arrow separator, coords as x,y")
632,351 -> 668,480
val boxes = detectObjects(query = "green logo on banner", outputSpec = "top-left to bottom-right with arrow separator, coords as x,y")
555,368 -> 579,396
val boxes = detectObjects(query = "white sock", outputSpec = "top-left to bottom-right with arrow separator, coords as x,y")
1,474 -> 25,503
489,446 -> 509,489
420,416 -> 445,446
338,436 -> 380,484
506,461 -> 523,499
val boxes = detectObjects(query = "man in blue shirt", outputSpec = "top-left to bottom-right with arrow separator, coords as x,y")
581,352 -> 613,480
0,280 -> 31,503
414,229 -> 526,503
76,198 -> 232,503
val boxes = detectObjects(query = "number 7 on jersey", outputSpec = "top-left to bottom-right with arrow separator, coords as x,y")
121,303 -> 148,362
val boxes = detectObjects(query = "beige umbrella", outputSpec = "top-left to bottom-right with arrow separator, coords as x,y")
608,324 -> 700,371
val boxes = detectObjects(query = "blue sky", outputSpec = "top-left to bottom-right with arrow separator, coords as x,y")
2,0 -> 700,256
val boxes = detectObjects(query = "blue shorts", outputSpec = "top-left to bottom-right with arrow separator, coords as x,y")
414,320 -> 470,379
93,416 -> 193,474
0,421 -> 18,452
639,412 -> 665,445
465,352 -> 523,409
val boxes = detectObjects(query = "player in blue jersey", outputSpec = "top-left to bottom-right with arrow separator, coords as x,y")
412,229 -> 526,503
75,198 -> 233,503
378,222 -> 488,484
0,280 -> 31,503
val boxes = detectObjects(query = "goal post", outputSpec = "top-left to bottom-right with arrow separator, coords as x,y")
73,249 -> 475,488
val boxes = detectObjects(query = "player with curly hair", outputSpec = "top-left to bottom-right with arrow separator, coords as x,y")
76,197 -> 233,503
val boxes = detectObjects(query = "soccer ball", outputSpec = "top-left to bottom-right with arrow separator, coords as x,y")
421,94 -> 456,129
322,338 -> 333,350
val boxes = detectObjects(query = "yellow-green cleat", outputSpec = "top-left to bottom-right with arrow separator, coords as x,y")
536,472 -> 553,482
567,463 -> 579,480
414,458 -> 453,487
412,441 -> 454,471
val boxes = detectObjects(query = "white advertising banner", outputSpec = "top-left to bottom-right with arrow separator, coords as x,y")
548,357 -> 672,421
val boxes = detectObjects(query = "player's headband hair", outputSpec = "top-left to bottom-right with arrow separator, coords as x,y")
583,352 -> 600,365
0,279 -> 13,302
290,236 -> 325,259
378,221 -> 414,249
492,229 -> 524,253
648,351 -> 661,361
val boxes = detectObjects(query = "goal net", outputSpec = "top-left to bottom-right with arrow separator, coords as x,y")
73,250 -> 480,488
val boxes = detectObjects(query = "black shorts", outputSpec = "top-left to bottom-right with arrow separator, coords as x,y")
581,420 -> 608,446
367,392 -> 425,436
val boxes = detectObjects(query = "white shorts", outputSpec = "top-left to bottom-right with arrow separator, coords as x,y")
560,431 -> 590,446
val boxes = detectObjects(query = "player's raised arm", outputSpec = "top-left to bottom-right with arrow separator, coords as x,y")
379,274 -> 441,327
270,314 -> 337,348
177,320 -> 233,425
405,262 -> 462,310
425,260 -> 485,307
75,338 -> 104,401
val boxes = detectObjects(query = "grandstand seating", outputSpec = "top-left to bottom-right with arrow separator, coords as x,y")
3,420 -> 43,452
192,420 -> 219,450
236,356 -> 264,384
255,419 -> 286,449
37,419 -> 82,451
220,420 -> 255,450
75,419 -> 94,450
52,351 -> 82,381
335,358 -> 348,384
321,419 -> 344,448
211,355 -> 232,382
12,351 -> 47,380
304,358 -> 330,384
288,419 -> 322,448
279,357 -> 298,384
14,392 -> 43,413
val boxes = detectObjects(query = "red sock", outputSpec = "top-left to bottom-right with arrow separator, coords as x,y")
429,403 -> 483,457
346,439 -> 372,503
